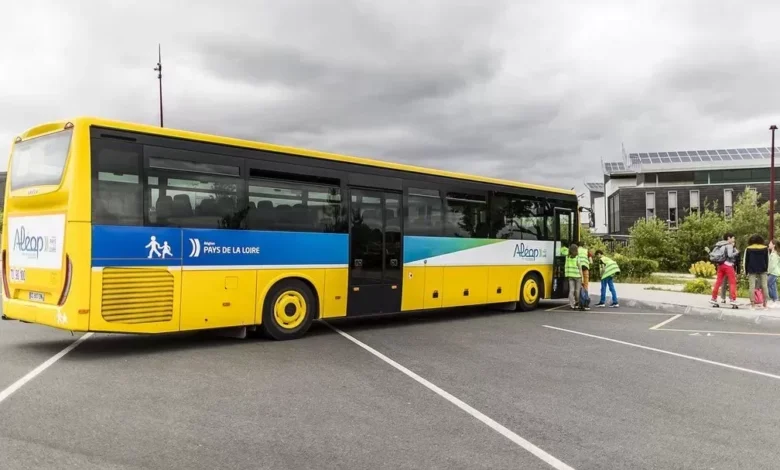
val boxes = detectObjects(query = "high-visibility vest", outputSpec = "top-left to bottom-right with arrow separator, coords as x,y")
577,247 -> 590,269
565,255 -> 581,278
600,256 -> 620,280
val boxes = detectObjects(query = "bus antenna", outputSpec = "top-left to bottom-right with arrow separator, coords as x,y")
154,44 -> 164,127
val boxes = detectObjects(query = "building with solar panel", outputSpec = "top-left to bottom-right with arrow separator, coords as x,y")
586,147 -> 775,235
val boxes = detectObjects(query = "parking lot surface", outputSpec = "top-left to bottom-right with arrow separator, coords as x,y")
2,302 -> 780,469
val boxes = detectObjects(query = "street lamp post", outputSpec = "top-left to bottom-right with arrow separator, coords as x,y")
771,125 -> 777,240
154,44 -> 164,128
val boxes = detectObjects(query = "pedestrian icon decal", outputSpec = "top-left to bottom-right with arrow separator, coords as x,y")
146,235 -> 171,259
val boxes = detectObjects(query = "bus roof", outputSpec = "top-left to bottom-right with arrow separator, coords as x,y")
19,117 -> 576,197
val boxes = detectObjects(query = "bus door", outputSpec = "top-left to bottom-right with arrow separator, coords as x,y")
552,207 -> 574,298
347,188 -> 403,315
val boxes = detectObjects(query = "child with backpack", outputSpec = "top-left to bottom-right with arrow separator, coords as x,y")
593,250 -> 620,308
577,241 -> 592,310
743,234 -> 769,310
710,233 -> 739,307
769,240 -> 780,307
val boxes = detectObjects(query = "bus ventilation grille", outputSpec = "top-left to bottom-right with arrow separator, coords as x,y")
101,268 -> 174,324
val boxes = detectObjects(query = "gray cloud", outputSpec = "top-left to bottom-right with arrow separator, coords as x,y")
2,0 -> 780,200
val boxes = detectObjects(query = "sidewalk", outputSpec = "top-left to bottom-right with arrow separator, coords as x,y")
588,283 -> 780,328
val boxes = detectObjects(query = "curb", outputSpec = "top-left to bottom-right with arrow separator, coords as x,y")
619,298 -> 780,329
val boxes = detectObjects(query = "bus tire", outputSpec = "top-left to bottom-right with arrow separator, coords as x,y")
261,279 -> 316,341
518,273 -> 542,312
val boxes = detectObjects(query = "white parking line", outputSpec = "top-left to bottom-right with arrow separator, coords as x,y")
649,314 -> 682,330
0,333 -> 92,405
655,328 -> 780,337
543,325 -> 780,381
328,324 -> 575,470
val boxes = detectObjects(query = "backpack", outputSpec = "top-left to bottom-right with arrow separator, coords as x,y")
579,289 -> 591,309
754,288 -> 765,305
709,244 -> 727,264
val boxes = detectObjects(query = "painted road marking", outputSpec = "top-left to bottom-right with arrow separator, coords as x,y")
650,314 -> 682,330
0,333 -> 93,405
656,328 -> 780,337
328,324 -> 575,470
543,325 -> 780,381
545,304 -> 570,312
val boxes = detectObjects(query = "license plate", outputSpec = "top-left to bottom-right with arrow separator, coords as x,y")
29,292 -> 44,302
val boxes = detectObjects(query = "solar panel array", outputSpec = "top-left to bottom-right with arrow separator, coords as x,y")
629,147 -> 780,165
585,182 -> 604,192
603,162 -> 630,173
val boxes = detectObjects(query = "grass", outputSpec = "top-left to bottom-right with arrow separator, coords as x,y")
617,276 -> 683,285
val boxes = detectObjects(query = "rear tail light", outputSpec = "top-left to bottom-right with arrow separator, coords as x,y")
57,255 -> 73,306
1,250 -> 9,298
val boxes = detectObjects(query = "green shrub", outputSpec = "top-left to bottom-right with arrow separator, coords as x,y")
689,261 -> 716,279
612,254 -> 659,279
683,279 -> 711,294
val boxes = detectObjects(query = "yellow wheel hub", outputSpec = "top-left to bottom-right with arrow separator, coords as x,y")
273,290 -> 307,330
523,278 -> 539,305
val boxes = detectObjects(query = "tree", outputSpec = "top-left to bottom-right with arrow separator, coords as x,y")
626,217 -> 680,271
675,204 -> 728,268
731,189 -> 770,249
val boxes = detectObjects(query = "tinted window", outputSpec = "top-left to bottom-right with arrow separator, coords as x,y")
247,178 -> 345,233
445,192 -> 488,238
149,156 -> 240,176
490,195 -> 550,240
511,198 -> 546,240
146,164 -> 245,229
490,194 -> 513,239
11,129 -> 73,190
91,138 -> 143,225
406,188 -> 442,236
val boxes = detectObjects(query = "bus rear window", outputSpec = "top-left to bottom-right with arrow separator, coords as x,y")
10,129 -> 73,190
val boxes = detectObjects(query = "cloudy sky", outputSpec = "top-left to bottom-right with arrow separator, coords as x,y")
2,0 -> 780,200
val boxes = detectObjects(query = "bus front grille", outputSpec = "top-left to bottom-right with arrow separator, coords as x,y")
101,268 -> 174,324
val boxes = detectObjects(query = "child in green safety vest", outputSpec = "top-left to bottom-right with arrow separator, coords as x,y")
565,243 -> 584,310
593,250 -> 620,308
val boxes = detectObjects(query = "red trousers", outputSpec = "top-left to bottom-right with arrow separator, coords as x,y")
712,263 -> 737,301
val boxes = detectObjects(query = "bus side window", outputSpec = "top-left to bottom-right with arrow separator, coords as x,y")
91,139 -> 143,226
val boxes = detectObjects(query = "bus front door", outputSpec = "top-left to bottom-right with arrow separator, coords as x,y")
553,207 -> 574,299
347,188 -> 403,315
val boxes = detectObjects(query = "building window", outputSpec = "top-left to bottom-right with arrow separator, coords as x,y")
690,190 -> 700,215
645,192 -> 655,220
614,193 -> 620,232
668,191 -> 678,228
724,189 -> 733,218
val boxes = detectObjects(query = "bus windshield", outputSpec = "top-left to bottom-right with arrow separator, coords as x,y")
9,129 -> 73,190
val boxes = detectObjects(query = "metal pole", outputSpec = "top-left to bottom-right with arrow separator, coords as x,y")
771,125 -> 777,240
154,44 -> 164,127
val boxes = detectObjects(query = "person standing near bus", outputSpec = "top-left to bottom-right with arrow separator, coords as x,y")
565,243 -> 583,310
577,241 -> 591,291
710,233 -> 739,307
594,250 -> 620,308
768,240 -> 780,307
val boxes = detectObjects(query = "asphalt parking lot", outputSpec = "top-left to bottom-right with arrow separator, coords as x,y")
3,302 -> 780,470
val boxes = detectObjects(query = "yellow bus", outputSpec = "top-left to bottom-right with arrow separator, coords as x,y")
2,117 -> 580,340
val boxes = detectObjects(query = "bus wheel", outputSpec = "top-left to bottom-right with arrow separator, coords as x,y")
518,273 -> 542,312
262,279 -> 316,341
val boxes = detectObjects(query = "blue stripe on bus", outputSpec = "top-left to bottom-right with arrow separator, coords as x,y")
91,225 -> 348,267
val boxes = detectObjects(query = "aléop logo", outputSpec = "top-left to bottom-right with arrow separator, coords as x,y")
13,226 -> 56,260
513,243 -> 546,261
